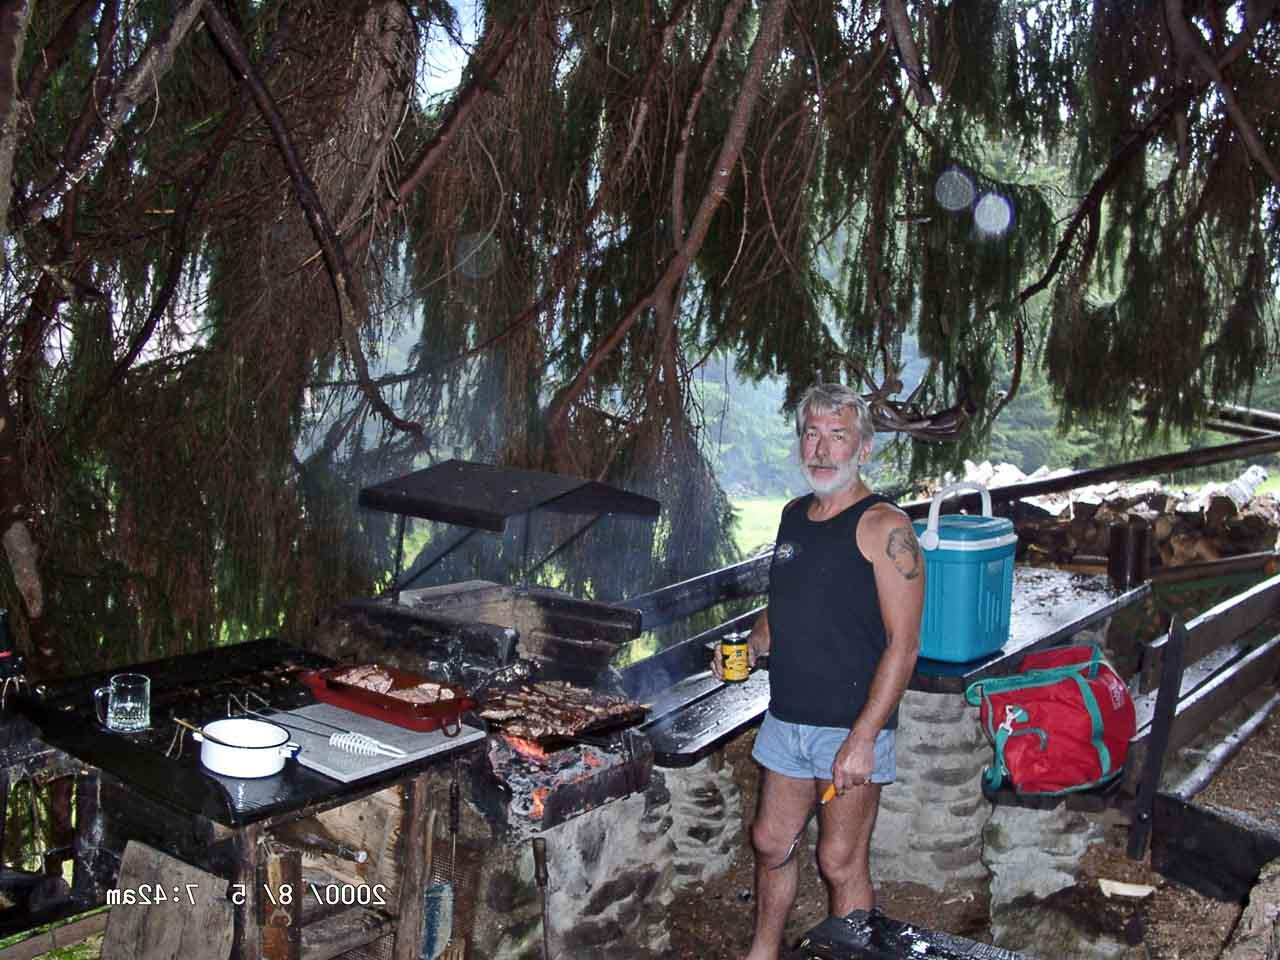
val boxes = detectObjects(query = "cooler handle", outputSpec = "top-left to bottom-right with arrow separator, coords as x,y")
920,481 -> 993,551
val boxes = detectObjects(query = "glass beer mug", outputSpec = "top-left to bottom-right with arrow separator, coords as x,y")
94,673 -> 150,732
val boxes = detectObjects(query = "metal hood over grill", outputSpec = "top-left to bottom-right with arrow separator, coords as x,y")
358,459 -> 661,532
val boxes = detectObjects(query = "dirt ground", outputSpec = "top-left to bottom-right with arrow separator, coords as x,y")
666,720 -> 1268,960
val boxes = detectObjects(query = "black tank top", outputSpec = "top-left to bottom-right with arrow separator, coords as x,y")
767,492 -> 898,730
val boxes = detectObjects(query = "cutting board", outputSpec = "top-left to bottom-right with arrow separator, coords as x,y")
281,703 -> 485,782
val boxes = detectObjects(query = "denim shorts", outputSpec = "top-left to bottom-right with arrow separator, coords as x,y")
752,710 -> 896,783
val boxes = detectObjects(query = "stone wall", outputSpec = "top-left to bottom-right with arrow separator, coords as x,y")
466,752 -> 744,959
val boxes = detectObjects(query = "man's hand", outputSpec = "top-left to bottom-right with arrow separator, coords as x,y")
831,732 -> 876,792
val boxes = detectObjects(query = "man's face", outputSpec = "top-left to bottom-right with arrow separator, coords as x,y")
800,406 -> 868,495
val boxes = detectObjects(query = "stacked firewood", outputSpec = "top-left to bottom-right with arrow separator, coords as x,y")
931,462 -> 1280,569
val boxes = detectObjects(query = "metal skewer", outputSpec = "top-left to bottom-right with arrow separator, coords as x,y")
227,692 -> 407,758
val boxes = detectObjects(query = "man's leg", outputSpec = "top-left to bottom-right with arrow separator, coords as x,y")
815,781 -> 881,916
745,770 -> 816,960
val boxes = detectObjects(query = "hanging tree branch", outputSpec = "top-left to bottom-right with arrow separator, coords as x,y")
1164,0 -> 1280,187
12,0 -> 208,230
884,0 -> 936,106
201,0 -> 423,439
345,12 -> 531,255
546,0 -> 790,469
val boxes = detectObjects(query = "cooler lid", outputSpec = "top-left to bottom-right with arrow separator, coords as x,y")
913,513 -> 1015,545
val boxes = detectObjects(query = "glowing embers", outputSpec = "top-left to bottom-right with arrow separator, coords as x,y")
486,730 -> 652,829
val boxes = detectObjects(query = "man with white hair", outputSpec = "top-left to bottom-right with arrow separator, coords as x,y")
714,382 -> 924,959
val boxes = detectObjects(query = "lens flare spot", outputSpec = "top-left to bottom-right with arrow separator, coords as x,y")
973,192 -> 1014,236
934,168 -> 975,211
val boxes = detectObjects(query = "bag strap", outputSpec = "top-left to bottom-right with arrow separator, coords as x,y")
964,644 -> 1108,705
1070,671 -> 1112,776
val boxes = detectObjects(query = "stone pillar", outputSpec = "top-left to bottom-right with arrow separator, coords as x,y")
664,751 -> 745,888
870,689 -> 990,890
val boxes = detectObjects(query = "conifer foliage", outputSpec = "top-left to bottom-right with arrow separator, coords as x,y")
0,0 -> 1274,670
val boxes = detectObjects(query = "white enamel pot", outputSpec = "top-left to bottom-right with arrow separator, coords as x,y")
193,718 -> 299,778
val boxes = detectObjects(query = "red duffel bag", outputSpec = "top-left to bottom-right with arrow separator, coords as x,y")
964,643 -> 1136,796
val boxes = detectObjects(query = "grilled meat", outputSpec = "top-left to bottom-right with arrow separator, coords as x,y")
478,680 -> 645,739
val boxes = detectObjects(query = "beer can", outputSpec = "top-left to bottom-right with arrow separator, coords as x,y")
720,631 -> 750,682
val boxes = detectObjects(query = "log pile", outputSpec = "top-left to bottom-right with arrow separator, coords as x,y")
931,462 -> 1280,570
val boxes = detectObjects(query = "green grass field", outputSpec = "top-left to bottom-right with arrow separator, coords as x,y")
732,496 -> 790,556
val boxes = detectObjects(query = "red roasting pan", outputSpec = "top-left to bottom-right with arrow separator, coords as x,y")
300,665 -> 475,734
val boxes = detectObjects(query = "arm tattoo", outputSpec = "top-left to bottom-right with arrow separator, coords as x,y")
885,524 -> 922,580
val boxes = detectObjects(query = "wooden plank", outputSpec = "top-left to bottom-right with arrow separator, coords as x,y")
260,843 -> 302,960
391,774 -> 432,960
618,605 -> 763,706
1128,616 -> 1185,858
1150,551 -> 1280,585
1131,639 -> 1252,732
1163,633 -> 1280,755
1152,792 -> 1280,902
621,553 -> 772,630
0,909 -> 111,960
1172,690 -> 1280,801
101,841 -> 233,960
1141,573 -> 1280,692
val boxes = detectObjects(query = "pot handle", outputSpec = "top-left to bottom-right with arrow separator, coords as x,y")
93,687 -> 109,726
278,741 -> 300,759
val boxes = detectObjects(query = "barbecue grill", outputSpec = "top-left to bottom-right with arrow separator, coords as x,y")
328,459 -> 774,770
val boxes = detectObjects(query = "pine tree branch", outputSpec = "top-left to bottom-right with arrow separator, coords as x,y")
12,0 -> 207,230
546,0 -> 790,468
1165,0 -> 1280,187
201,0 -> 424,440
18,0 -> 100,116
672,0 -> 748,243
884,0 -> 936,106
346,12 -> 530,254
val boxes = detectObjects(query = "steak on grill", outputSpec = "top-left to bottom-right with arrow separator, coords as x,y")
478,680 -> 645,739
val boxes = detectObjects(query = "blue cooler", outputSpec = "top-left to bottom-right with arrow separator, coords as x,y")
912,482 -> 1018,663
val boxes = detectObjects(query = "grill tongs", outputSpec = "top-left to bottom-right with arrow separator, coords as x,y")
227,691 -> 407,758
